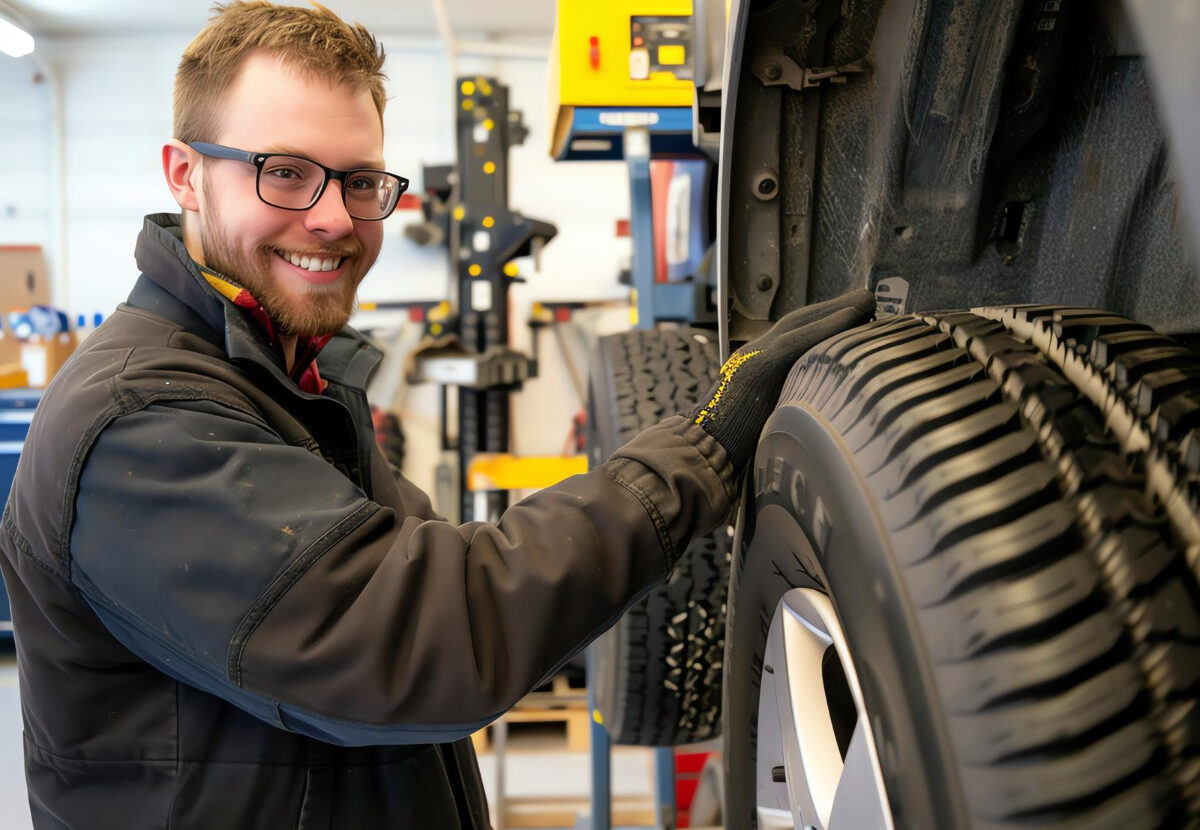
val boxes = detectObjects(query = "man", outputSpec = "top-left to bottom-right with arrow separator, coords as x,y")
0,3 -> 872,828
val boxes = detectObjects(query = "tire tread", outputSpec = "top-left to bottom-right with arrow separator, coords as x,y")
769,308 -> 1200,826
589,327 -> 730,746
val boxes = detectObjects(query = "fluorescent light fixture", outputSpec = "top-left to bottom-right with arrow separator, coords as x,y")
0,15 -> 34,58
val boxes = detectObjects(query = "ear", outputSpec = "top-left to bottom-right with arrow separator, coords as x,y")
162,140 -> 201,212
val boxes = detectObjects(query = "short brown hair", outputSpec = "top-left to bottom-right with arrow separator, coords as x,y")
173,1 -> 388,143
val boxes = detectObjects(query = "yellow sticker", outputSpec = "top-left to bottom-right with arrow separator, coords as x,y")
468,264 -> 482,277
482,216 -> 495,228
453,205 -> 465,221
483,161 -> 496,175
503,262 -> 519,277
658,45 -> 686,66
461,80 -> 476,96
592,710 -> 603,725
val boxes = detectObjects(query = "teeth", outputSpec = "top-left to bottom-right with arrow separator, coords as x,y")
280,250 -> 343,272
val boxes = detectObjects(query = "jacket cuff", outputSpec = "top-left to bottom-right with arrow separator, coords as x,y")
602,414 -> 738,569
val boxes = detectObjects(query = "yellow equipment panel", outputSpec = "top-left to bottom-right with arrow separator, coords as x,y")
548,0 -> 695,109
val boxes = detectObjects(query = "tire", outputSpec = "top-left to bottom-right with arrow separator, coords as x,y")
723,308 -> 1200,829
587,327 -> 732,746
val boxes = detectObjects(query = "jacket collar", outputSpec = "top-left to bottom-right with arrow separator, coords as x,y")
130,213 -> 381,392
133,212 -> 226,335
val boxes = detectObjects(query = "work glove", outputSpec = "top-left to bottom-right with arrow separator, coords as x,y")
689,289 -> 876,470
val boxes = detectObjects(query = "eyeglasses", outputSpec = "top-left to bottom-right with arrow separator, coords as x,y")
187,142 -> 409,221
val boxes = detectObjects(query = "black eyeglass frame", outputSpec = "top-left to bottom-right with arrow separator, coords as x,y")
186,141 -> 409,221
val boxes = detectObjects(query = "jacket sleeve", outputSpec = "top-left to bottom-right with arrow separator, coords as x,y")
70,399 -> 736,746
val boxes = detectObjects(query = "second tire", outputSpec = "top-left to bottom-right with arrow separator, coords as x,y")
587,327 -> 731,746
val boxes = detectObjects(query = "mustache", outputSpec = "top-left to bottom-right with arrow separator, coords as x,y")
268,244 -> 362,258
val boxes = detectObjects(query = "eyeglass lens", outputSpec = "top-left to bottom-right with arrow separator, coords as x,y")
258,156 -> 401,220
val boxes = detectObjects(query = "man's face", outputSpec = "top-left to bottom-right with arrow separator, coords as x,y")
192,52 -> 385,337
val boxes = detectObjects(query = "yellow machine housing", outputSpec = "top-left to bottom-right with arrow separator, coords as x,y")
549,0 -> 695,107
548,0 -> 696,155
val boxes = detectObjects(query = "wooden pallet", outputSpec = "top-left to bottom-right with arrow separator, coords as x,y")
475,674 -> 643,828
520,672 -> 587,706
468,686 -> 590,753
502,795 -> 656,828
471,675 -> 590,754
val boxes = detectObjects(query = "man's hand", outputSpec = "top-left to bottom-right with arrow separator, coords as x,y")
690,289 -> 876,470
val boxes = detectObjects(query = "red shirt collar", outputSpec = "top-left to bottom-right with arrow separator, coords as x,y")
201,271 -> 331,395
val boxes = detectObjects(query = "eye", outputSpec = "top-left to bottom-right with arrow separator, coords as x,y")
346,173 -> 378,192
266,166 -> 304,181
260,157 -> 315,186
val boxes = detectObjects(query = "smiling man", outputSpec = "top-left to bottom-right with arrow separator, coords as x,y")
0,2 -> 873,828
171,49 -> 386,353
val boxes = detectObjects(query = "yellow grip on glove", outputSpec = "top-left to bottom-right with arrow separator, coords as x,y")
693,349 -> 762,426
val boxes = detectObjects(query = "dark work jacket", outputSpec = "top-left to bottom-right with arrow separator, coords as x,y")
0,213 -> 736,829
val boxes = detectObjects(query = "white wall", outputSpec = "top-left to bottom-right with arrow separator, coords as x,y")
0,28 -> 634,508
0,53 -> 52,248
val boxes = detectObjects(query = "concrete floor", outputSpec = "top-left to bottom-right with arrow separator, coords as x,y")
0,645 -> 32,830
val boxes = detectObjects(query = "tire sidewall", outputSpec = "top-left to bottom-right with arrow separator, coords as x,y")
724,400 -> 968,830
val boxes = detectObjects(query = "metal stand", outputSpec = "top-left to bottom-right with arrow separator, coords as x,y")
624,128 -> 710,330
454,78 -> 525,523
585,644 -> 612,830
626,126 -> 656,332
406,77 -> 555,524
654,747 -> 677,829
584,125 -> 680,830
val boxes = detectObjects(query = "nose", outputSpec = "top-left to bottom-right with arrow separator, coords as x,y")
303,180 -> 355,239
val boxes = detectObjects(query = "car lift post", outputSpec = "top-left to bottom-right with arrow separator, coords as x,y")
585,124 -> 678,830
547,36 -> 710,828
457,76 -> 514,524
407,77 -> 554,524
625,126 -> 657,333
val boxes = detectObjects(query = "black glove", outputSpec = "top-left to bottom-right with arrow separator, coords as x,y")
690,289 -> 876,469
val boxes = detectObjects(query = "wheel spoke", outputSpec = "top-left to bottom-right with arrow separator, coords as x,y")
775,591 -> 841,827
757,806 -> 795,830
828,720 -> 890,829
756,587 -> 895,830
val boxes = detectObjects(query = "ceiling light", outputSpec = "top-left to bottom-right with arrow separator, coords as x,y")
0,16 -> 35,58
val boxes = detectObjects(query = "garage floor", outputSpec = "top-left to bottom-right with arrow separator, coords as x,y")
0,644 -> 687,830
0,646 -> 30,830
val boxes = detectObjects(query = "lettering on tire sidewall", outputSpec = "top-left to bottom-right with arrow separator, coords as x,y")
752,437 -> 831,592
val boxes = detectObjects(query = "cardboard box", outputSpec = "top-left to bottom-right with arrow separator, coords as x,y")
0,246 -> 51,312
0,326 -> 21,369
20,332 -> 77,388
0,246 -> 63,387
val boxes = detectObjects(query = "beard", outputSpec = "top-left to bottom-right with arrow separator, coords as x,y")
198,183 -> 366,338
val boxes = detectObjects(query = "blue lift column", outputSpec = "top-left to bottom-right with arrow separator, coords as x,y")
586,124 -> 677,830
560,106 -> 700,830
625,126 -> 656,333
586,645 -> 611,830
627,124 -> 678,826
